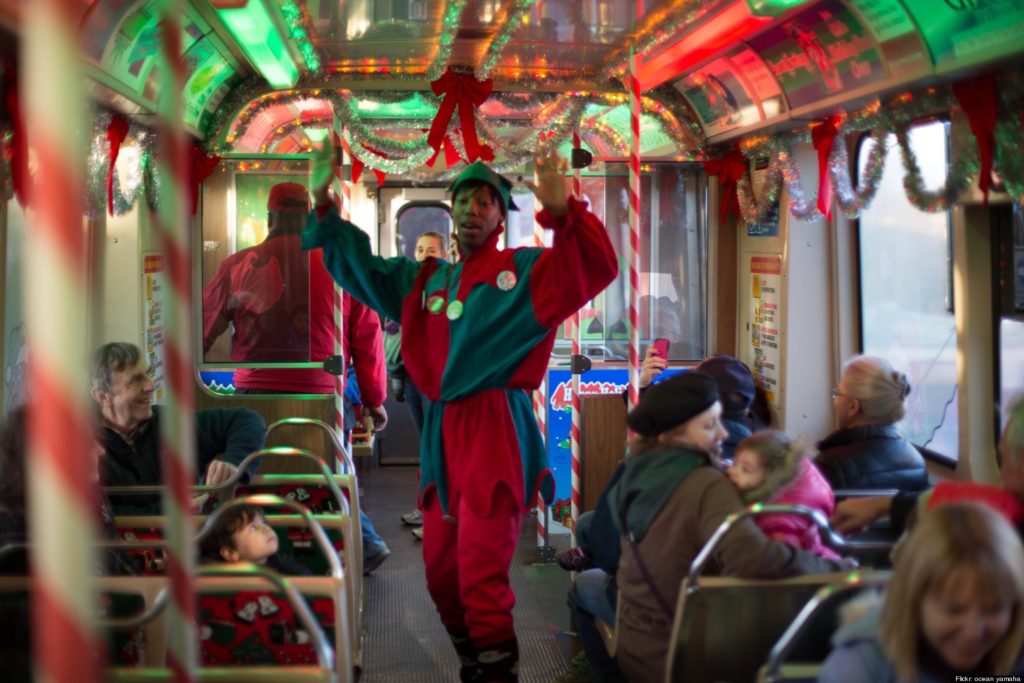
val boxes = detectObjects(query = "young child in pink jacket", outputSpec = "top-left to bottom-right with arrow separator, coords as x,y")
727,430 -> 840,559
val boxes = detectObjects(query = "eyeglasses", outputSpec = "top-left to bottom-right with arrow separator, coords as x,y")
831,388 -> 850,400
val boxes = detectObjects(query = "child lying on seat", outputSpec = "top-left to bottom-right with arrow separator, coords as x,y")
727,430 -> 840,559
201,504 -> 310,575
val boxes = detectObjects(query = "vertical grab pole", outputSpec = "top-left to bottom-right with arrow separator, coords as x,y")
155,1 -> 198,680
23,1 -> 102,682
570,128 -> 583,540
627,1 -> 643,410
330,115 -> 349,474
533,203 -> 555,562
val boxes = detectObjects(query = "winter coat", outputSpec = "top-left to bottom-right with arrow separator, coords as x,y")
610,448 -> 846,682
819,593 -> 1024,682
100,406 -> 266,513
815,424 -> 928,492
758,458 -> 840,559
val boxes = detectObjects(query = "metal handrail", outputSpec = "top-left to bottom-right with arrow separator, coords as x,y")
0,538 -> 170,563
687,504 -> 894,583
103,447 -> 352,518
198,563 -> 336,672
760,572 -> 891,683
267,418 -> 354,475
194,494 -> 343,580
98,586 -> 171,630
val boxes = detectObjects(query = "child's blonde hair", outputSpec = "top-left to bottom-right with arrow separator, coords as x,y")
736,430 -> 810,504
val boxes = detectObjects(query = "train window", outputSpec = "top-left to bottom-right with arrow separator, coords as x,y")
545,163 -> 706,362
857,120 -> 958,458
998,203 -> 1024,426
395,203 -> 453,259
200,161 -> 322,375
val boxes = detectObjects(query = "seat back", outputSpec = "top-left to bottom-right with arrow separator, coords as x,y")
664,505 -> 890,683
757,572 -> 891,683
664,574 -> 842,683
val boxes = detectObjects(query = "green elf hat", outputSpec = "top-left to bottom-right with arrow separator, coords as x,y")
448,160 -> 519,214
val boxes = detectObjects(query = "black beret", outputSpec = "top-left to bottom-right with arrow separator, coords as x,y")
627,371 -> 720,438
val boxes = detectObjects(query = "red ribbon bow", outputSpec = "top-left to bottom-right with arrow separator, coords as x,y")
425,129 -> 464,169
811,115 -> 841,221
347,138 -> 387,186
3,66 -> 29,207
953,75 -> 998,206
189,145 -> 221,215
702,150 -> 747,224
106,114 -> 130,215
429,68 -> 493,163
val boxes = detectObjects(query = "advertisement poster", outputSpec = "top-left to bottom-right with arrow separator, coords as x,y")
183,38 -> 237,130
751,255 -> 782,409
748,0 -> 886,110
677,57 -> 760,136
545,367 -> 683,501
901,0 -> 1024,66
142,253 -> 166,404
728,47 -> 788,120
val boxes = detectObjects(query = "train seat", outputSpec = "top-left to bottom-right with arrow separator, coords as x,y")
662,505 -> 893,682
756,573 -> 892,683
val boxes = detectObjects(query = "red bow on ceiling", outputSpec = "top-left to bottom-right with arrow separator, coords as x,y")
106,114 -> 130,215
348,139 -> 387,186
189,144 -> 221,215
425,132 -> 464,169
811,115 -> 841,222
953,75 -> 998,206
429,68 -> 493,163
702,150 -> 746,224
3,66 -> 29,207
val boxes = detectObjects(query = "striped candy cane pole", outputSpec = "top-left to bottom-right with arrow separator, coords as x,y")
155,2 -> 198,680
330,118 -> 348,472
23,3 -> 102,682
532,214 -> 549,547
570,129 -> 583,540
627,37 -> 642,409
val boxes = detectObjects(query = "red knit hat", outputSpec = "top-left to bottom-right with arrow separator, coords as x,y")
267,182 -> 310,212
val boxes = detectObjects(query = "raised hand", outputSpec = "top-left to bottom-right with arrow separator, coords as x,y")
310,142 -> 336,206
522,150 -> 568,217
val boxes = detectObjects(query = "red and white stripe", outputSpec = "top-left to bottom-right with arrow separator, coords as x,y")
533,214 -> 549,546
570,129 -> 583,537
155,3 -> 198,680
23,2 -> 102,682
627,46 -> 642,409
331,119 -> 348,470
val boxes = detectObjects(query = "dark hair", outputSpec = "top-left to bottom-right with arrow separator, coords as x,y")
453,181 -> 505,216
201,504 -> 264,562
0,405 -> 28,513
91,342 -> 142,395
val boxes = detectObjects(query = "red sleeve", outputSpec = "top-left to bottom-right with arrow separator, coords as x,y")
202,258 -> 233,352
346,294 -> 387,408
529,197 -> 619,328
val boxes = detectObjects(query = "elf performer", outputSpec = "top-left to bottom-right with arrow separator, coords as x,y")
303,147 -> 618,682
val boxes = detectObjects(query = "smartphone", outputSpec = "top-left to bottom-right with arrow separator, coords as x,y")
652,338 -> 670,359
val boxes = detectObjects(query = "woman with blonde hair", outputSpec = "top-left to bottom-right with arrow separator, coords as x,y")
815,355 -> 928,491
820,502 -> 1024,681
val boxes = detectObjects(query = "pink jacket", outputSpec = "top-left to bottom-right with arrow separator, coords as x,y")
756,458 -> 840,560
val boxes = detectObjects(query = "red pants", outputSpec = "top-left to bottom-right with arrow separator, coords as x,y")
422,487 -> 523,647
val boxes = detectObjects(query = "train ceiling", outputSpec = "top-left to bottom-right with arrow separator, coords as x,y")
1,0 -> 1023,177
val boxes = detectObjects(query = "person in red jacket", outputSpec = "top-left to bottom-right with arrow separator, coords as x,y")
202,181 -> 391,572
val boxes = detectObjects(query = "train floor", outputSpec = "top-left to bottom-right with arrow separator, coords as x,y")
356,461 -> 577,682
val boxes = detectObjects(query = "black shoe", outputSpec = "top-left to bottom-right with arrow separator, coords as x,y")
476,637 -> 518,683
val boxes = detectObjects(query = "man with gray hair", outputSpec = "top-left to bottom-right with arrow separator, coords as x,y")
831,394 -> 1024,535
92,342 -> 265,511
